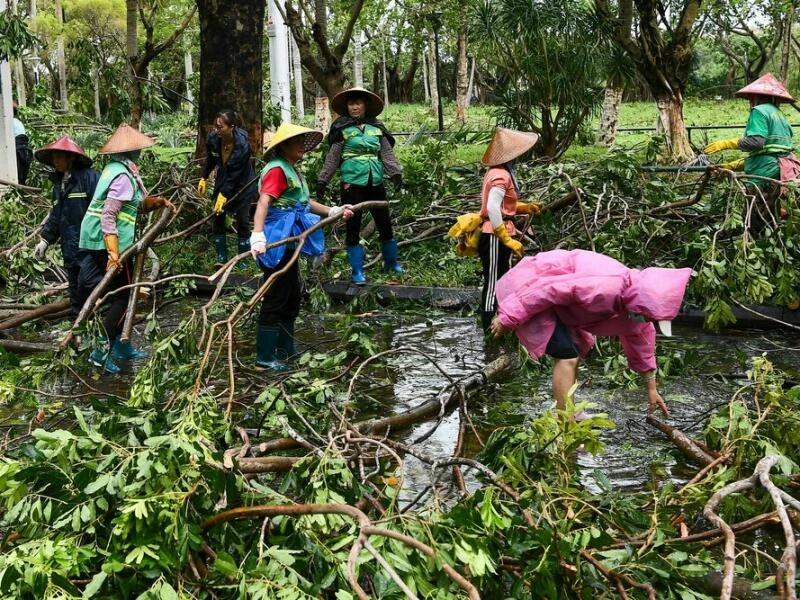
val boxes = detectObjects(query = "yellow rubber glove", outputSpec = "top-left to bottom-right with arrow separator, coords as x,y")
516,202 -> 543,216
213,193 -> 227,214
197,178 -> 207,196
718,158 -> 745,171
104,234 -> 121,272
493,224 -> 524,258
704,139 -> 739,154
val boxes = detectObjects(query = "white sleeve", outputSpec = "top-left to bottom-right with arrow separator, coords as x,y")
487,186 -> 505,229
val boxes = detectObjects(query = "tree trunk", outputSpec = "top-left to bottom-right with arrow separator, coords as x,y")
314,86 -> 330,135
291,35 -> 304,117
10,0 -> 25,106
54,0 -> 68,111
598,84 -> 623,146
656,94 -> 694,162
427,39 -> 439,117
125,0 -> 140,126
93,67 -> 101,120
381,36 -> 389,106
780,1 -> 796,81
184,50 -> 194,112
455,28 -> 468,125
422,49 -> 429,102
195,0 -> 264,157
353,30 -> 363,87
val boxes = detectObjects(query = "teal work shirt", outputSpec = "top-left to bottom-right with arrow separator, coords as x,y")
743,103 -> 794,180
340,124 -> 384,185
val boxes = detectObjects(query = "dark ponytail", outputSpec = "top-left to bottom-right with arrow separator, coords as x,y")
217,109 -> 242,128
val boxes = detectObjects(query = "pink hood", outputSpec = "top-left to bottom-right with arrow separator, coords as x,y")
495,250 -> 692,372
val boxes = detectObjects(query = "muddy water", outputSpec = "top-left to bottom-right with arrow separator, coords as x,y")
370,316 -> 800,504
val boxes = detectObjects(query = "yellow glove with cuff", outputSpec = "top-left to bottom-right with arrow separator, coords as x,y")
197,178 -> 207,196
718,158 -> 745,171
104,234 -> 121,272
493,224 -> 524,258
704,139 -> 739,154
213,193 -> 227,214
516,202 -> 543,216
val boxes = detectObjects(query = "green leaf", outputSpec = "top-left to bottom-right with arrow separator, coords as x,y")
213,552 -> 239,577
83,571 -> 107,597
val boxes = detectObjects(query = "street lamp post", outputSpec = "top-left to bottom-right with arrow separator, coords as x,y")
430,12 -> 444,132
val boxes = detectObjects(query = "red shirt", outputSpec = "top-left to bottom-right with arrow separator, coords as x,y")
260,167 -> 288,199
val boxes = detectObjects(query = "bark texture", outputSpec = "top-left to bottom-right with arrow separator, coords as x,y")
598,85 -> 623,147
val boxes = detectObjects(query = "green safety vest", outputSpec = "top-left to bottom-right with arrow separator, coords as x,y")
340,124 -> 384,186
79,161 -> 143,252
260,157 -> 310,209
744,103 -> 794,180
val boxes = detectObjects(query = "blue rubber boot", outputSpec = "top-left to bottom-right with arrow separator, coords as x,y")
381,239 -> 405,273
255,325 -> 289,371
111,339 -> 149,360
213,234 -> 228,266
89,342 -> 121,374
346,245 -> 367,285
236,237 -> 250,271
276,320 -> 296,361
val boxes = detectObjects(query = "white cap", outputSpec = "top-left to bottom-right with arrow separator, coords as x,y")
657,320 -> 672,336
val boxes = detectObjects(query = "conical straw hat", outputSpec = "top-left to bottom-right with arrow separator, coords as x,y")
264,122 -> 323,160
481,128 -> 540,167
331,86 -> 385,118
99,123 -> 156,155
35,135 -> 92,168
736,73 -> 795,102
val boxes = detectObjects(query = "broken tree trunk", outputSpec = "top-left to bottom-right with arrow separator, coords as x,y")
646,415 -> 719,466
0,299 -> 71,331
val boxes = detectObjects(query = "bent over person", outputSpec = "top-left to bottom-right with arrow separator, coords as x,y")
490,249 -> 692,417
33,136 -> 100,315
77,124 -> 172,374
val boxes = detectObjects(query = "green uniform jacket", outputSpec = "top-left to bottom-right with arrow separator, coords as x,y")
79,161 -> 143,252
744,103 -> 794,180
260,157 -> 310,208
340,124 -> 384,185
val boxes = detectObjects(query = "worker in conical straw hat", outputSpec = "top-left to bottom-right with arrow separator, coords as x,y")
76,123 -> 173,374
316,86 -> 404,285
447,127 -> 544,332
704,73 -> 800,185
249,122 -> 354,371
33,136 -> 100,315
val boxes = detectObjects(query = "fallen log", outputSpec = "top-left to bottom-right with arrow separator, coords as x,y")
0,299 -> 71,331
0,339 -> 54,353
687,572 -> 779,600
236,456 -> 300,473
646,415 -> 719,466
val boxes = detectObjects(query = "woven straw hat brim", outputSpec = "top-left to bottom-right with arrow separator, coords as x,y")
264,123 -> 324,160
736,73 -> 795,102
99,124 -> 156,155
35,136 -> 92,168
331,87 -> 385,118
481,128 -> 540,166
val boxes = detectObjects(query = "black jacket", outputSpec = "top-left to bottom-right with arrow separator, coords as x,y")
202,127 -> 258,212
15,134 -> 33,186
41,167 -> 100,266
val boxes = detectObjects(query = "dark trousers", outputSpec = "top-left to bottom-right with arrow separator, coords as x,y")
212,201 -> 250,238
76,250 -> 132,342
258,253 -> 301,326
66,264 -> 82,315
478,233 -> 512,330
340,183 -> 393,246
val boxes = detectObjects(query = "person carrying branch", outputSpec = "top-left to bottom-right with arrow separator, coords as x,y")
704,73 -> 800,193
489,249 -> 693,417
316,86 -> 404,285
250,123 -> 354,371
76,124 -> 173,374
199,109 -> 258,267
448,127 -> 543,332
33,136 -> 100,315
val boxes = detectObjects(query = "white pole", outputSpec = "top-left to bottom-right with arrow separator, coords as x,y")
291,35 -> 304,117
267,0 -> 291,123
354,31 -> 363,87
0,0 -> 19,184
184,50 -> 194,112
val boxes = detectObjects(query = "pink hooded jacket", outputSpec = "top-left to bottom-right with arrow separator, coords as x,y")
495,250 -> 693,372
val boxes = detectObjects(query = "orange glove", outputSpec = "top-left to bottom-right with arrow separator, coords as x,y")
104,234 -> 121,272
493,224 -> 523,257
516,202 -> 543,216
142,195 -> 173,212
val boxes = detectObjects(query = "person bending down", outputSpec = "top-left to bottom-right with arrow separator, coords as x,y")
490,249 -> 692,417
